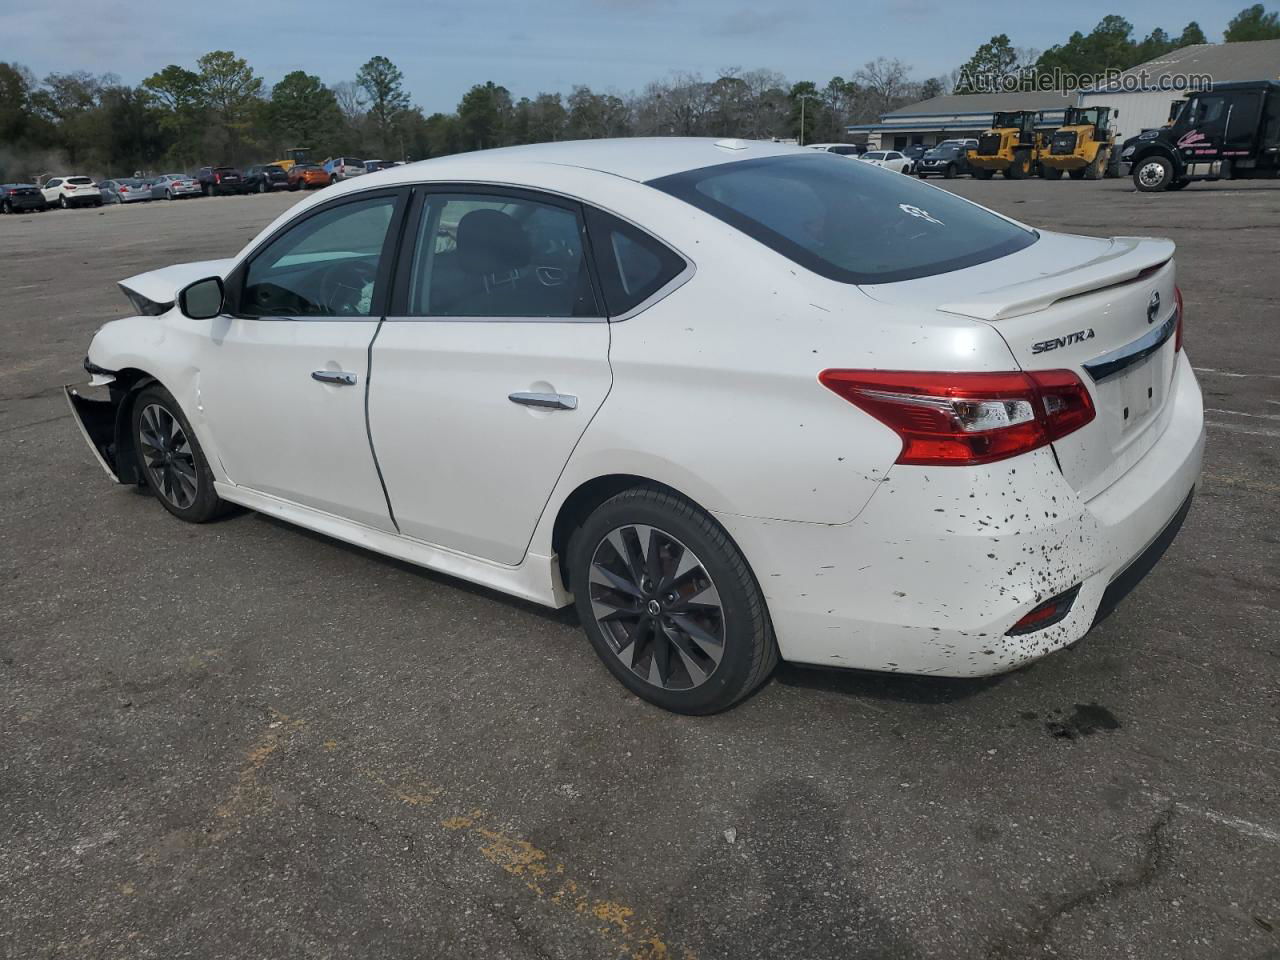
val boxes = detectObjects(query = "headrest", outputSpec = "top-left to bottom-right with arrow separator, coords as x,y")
456,209 -> 531,276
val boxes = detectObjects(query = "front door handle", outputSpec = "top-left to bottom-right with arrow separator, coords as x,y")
509,391 -> 578,411
312,370 -> 357,386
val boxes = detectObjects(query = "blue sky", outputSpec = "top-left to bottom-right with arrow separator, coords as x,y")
17,0 -> 1250,112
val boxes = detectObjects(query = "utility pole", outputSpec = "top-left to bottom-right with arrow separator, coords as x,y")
796,93 -> 820,146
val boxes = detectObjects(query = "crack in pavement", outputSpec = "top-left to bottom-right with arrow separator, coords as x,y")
985,806 -> 1175,959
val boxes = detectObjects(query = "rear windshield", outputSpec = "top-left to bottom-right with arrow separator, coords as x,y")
68,176 -> 93,184
649,154 -> 1038,284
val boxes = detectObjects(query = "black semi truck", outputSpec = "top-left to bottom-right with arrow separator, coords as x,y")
1121,80 -> 1280,192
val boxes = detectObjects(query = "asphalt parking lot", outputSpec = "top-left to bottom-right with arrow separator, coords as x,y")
1,179 -> 1277,960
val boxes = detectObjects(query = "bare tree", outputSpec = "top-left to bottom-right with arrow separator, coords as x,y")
331,81 -> 366,125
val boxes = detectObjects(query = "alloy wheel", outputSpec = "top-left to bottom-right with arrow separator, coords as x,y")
1138,161 -> 1166,188
588,525 -> 726,691
138,403 -> 198,510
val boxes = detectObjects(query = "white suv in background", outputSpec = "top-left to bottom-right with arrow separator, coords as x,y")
42,176 -> 102,209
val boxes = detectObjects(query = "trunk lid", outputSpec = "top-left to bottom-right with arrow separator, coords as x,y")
861,231 -> 1180,501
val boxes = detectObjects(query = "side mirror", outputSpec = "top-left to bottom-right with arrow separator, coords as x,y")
177,276 -> 225,320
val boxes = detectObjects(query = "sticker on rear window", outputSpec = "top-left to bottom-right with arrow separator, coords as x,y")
899,203 -> 943,225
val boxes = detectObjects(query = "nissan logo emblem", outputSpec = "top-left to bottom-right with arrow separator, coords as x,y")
1147,291 -> 1161,324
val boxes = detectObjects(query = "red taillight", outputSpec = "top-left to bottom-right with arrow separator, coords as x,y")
214,172 -> 221,182
1174,285 -> 1184,352
818,369 -> 1095,466
1006,584 -> 1081,635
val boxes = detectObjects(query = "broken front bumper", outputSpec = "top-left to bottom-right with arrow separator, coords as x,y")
65,380 -> 124,482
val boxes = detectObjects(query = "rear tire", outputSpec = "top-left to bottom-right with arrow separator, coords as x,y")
1041,165 -> 1063,180
131,385 -> 226,524
1008,151 -> 1032,179
973,168 -> 993,180
1068,169 -> 1086,180
59,196 -> 68,209
568,486 -> 778,714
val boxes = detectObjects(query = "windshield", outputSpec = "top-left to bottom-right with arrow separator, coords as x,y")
650,154 -> 1038,284
863,152 -> 886,160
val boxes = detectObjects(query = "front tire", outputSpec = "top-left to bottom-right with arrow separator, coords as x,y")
973,168 -> 993,180
943,163 -> 957,179
131,385 -> 225,523
1008,151 -> 1032,179
568,486 -> 778,714
1041,165 -> 1063,180
1134,156 -> 1174,191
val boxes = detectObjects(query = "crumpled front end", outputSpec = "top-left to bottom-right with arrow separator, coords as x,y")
64,362 -> 142,485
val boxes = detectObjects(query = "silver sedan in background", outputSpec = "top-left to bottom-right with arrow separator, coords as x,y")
149,174 -> 201,200
99,178 -> 152,204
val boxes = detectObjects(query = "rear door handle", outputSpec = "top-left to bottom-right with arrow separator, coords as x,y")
509,391 -> 578,411
312,370 -> 357,386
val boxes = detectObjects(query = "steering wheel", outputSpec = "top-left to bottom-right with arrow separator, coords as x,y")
317,259 -> 377,315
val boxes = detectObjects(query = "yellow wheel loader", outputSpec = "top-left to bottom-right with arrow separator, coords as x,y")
968,111 -> 1047,180
268,147 -> 312,172
1040,107 -> 1117,181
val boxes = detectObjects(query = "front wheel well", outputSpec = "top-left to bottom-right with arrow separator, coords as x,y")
107,367 -> 161,484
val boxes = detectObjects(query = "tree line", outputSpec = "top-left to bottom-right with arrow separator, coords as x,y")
1,5 -> 1276,182
0,55 -> 937,180
954,6 -> 1280,93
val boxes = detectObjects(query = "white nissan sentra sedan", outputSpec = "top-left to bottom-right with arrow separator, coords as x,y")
67,138 -> 1204,714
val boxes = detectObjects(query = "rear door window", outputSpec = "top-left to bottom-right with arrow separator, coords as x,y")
404,192 -> 599,319
584,207 -> 687,316
650,154 -> 1037,284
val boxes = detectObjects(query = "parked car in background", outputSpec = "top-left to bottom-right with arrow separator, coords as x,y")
288,163 -> 329,190
99,178 -> 151,204
41,176 -> 101,208
858,150 -> 912,173
915,140 -> 980,179
363,159 -> 394,173
323,156 -> 365,183
244,164 -> 290,193
150,173 -> 201,200
1,183 -> 47,213
901,144 -> 929,172
807,143 -> 863,157
197,165 -> 245,196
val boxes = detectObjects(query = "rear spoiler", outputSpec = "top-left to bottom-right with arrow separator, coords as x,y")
938,237 -> 1175,321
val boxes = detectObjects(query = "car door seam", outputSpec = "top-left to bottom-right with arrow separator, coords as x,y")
365,316 -> 400,533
